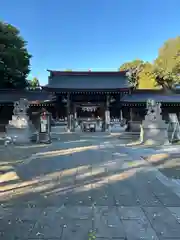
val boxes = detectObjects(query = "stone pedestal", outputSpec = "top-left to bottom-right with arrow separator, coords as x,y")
6,126 -> 32,144
6,99 -> 34,144
140,100 -> 169,146
140,122 -> 169,145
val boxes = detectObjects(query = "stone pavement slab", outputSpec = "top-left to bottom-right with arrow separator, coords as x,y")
1,134 -> 180,239
118,206 -> 148,220
61,219 -> 92,240
143,206 -> 180,239
167,206 -> 180,223
93,206 -> 125,238
122,219 -> 159,240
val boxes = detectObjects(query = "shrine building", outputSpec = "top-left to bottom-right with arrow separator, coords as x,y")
0,70 -> 180,132
43,70 -> 131,130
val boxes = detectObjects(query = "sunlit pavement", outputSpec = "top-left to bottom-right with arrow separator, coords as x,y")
0,133 -> 180,239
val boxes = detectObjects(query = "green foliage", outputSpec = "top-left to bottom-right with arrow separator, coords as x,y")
138,62 -> 160,89
119,59 -> 144,88
0,21 -> 31,89
29,77 -> 40,88
88,231 -> 96,240
152,36 -> 180,89
119,37 -> 180,90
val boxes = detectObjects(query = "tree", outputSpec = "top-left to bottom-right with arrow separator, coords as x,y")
138,62 -> 160,89
0,21 -> 31,89
119,59 -> 144,88
29,77 -> 40,89
153,36 -> 180,90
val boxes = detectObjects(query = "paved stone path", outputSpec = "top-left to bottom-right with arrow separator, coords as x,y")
0,133 -> 180,239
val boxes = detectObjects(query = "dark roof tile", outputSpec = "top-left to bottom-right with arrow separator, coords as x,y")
0,89 -> 54,103
121,93 -> 180,103
46,74 -> 130,90
47,70 -> 127,76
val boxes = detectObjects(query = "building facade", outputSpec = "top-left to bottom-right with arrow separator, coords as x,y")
44,70 -> 131,131
1,71 -> 180,132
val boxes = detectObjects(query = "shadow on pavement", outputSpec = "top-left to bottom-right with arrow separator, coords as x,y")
0,137 -> 180,239
143,152 -> 180,179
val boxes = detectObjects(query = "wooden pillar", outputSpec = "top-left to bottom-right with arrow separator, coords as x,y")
119,93 -> 122,119
120,108 -> 123,120
74,104 -> 77,119
66,92 -> 71,132
130,107 -> 133,121
71,103 -> 76,132
104,94 -> 110,131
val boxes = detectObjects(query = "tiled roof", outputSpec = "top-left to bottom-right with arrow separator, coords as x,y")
0,89 -> 54,103
121,92 -> 180,103
47,70 -> 127,76
46,73 -> 130,90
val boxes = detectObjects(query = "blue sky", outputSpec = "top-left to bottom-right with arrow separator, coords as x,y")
1,0 -> 180,84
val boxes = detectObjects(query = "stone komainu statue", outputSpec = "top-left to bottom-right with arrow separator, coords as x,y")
13,98 -> 29,116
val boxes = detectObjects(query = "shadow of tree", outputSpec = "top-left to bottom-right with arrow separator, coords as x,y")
0,138 -> 180,239
143,152 -> 180,179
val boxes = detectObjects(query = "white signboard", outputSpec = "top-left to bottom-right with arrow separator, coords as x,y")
40,118 -> 47,133
40,123 -> 46,133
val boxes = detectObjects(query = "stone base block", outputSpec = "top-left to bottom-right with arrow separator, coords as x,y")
140,125 -> 169,146
6,127 -> 32,144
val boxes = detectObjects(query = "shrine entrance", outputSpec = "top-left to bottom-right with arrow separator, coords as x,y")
75,103 -> 104,120
74,103 -> 105,132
